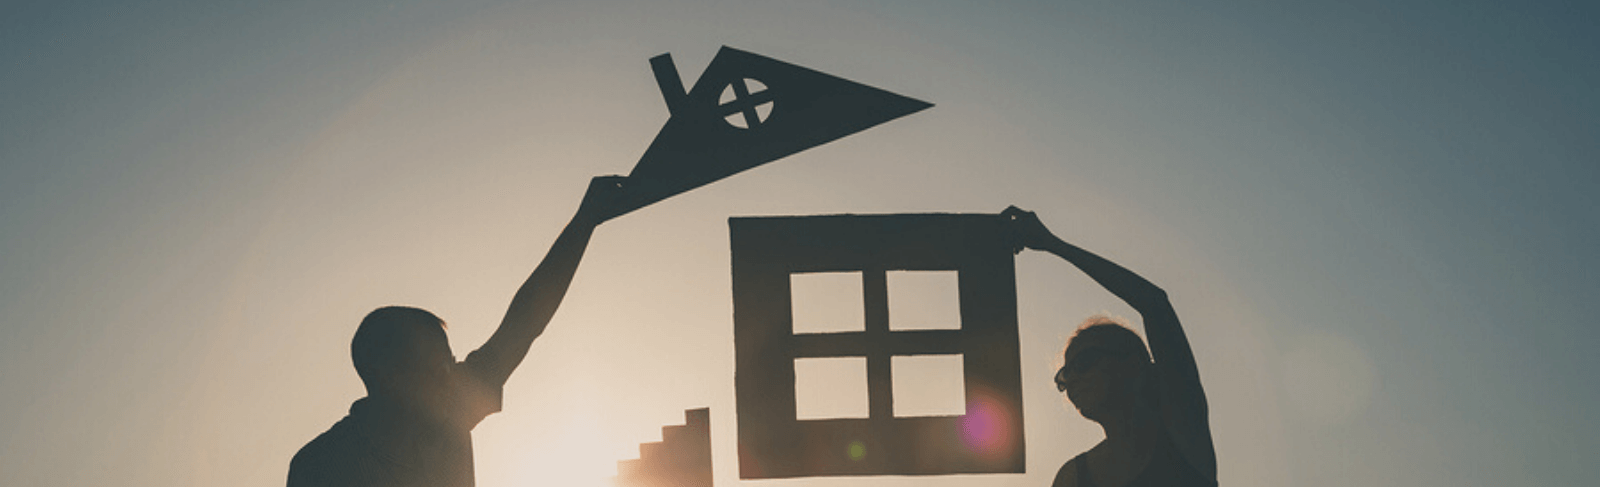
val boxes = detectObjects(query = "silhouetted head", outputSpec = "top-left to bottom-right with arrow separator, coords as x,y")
1055,316 -> 1153,422
351,306 -> 454,398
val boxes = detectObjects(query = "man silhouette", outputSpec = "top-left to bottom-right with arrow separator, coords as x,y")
287,176 -> 625,487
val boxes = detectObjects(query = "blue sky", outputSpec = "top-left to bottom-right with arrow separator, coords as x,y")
2,1 -> 1596,486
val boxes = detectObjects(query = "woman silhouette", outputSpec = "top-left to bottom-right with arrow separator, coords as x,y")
1003,207 -> 1217,487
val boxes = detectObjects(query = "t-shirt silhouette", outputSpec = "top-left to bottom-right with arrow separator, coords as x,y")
287,349 -> 502,487
1052,428 -> 1216,487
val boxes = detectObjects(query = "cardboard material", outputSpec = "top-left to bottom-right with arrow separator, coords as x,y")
608,47 -> 933,218
730,213 -> 1025,479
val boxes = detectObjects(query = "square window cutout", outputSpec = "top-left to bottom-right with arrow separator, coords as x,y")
794,357 -> 870,420
888,271 -> 961,331
891,354 -> 967,417
790,272 -> 864,334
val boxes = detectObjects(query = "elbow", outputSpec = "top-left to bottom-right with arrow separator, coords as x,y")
1149,286 -> 1169,304
1133,286 -> 1171,314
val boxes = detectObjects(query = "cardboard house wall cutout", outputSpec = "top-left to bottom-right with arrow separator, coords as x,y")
731,213 -> 1025,479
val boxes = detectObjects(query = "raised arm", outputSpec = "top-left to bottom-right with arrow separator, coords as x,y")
1003,207 -> 1195,374
1004,206 -> 1216,477
467,176 -> 626,387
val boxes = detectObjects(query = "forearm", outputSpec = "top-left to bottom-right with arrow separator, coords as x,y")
478,214 -> 598,380
1036,235 -> 1198,379
1036,235 -> 1167,312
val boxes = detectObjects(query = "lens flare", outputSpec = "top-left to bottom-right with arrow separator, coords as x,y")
959,389 -> 1017,461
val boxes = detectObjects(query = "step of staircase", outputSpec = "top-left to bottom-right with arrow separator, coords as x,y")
613,408 -> 712,487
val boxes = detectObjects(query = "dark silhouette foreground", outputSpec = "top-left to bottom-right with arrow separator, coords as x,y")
1003,207 -> 1218,487
730,213 -> 1024,478
614,46 -> 931,218
287,177 -> 624,487
285,45 -> 935,486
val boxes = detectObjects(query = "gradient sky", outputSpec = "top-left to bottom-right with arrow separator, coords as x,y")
2,1 -> 1596,486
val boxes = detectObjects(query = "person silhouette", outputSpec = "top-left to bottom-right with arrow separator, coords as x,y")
286,176 -> 626,487
1002,206 -> 1218,487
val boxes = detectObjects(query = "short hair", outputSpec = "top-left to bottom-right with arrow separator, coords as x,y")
351,306 -> 448,390
1061,314 -> 1151,371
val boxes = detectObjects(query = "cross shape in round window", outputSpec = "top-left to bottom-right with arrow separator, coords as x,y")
719,78 -> 774,129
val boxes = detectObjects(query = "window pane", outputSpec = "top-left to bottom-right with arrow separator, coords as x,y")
790,272 -> 865,333
794,357 -> 870,419
887,270 -> 961,330
891,354 -> 967,417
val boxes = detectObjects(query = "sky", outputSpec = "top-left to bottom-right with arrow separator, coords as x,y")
1,0 -> 1596,486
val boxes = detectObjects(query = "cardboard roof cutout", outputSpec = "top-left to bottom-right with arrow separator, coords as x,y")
610,47 -> 933,217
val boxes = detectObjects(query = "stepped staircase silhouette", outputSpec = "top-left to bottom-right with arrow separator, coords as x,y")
614,408 -> 712,487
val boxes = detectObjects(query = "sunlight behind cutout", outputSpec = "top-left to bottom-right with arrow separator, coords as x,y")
891,354 -> 967,417
888,270 -> 962,330
794,357 -> 870,419
790,272 -> 865,333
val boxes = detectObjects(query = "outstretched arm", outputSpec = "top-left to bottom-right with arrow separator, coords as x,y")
1004,206 -> 1216,478
468,176 -> 626,388
1003,207 -> 1196,379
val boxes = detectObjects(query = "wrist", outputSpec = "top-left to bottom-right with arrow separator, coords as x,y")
1032,234 -> 1069,253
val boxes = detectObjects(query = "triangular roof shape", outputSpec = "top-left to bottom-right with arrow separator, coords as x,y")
611,46 -> 933,217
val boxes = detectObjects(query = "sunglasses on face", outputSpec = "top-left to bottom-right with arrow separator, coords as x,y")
1055,347 -> 1123,392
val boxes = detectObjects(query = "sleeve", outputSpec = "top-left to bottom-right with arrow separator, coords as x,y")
453,352 -> 505,428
